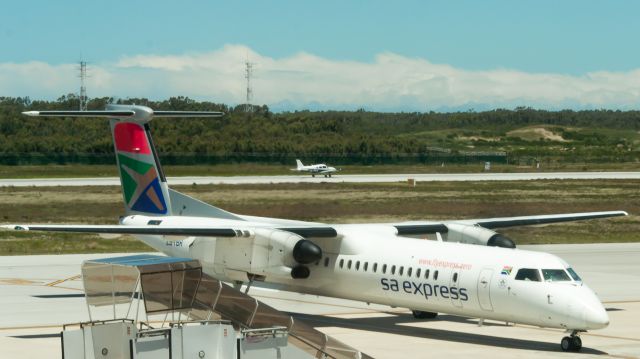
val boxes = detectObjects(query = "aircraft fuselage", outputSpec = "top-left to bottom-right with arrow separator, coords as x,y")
124,215 -> 609,332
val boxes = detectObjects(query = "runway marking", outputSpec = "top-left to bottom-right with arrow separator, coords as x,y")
0,324 -> 64,331
45,275 -> 81,287
0,278 -> 42,285
584,332 -> 640,343
603,300 -> 640,304
512,323 -> 640,343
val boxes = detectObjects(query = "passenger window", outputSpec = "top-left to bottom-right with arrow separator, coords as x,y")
407,267 -> 412,277
382,264 -> 387,274
453,273 -> 458,283
339,259 -> 344,269
515,268 -> 541,282
364,262 -> 368,272
355,261 -> 360,271
542,269 -> 571,282
348,260 -> 352,270
391,265 -> 396,275
324,257 -> 330,267
434,270 -> 439,280
373,263 -> 378,273
425,269 -> 430,279
399,266 -> 404,276
416,268 -> 421,278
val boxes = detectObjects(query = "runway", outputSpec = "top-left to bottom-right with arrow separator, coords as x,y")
0,243 -> 639,358
2,171 -> 640,187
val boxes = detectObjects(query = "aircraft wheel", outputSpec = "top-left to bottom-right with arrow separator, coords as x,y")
571,336 -> 582,351
312,174 -> 315,177
560,336 -> 573,352
412,310 -> 438,319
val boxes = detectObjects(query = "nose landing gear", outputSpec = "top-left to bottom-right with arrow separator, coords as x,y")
560,331 -> 582,352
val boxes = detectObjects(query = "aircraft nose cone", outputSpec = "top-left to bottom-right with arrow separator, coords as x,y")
584,305 -> 609,329
574,285 -> 610,330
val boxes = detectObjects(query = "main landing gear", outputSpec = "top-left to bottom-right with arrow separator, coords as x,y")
412,310 -> 438,319
560,330 -> 582,352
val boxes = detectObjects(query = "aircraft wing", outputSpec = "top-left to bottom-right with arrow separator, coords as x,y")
464,210 -> 628,229
1,224 -> 337,238
2,210 -> 626,239
393,210 -> 628,235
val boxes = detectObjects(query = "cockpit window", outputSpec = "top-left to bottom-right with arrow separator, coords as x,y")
542,269 -> 571,282
566,267 -> 582,282
515,268 -> 541,282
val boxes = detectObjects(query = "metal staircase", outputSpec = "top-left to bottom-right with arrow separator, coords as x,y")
70,254 -> 371,359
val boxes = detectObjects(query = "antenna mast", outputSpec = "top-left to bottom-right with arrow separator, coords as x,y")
78,61 -> 88,111
244,57 -> 254,112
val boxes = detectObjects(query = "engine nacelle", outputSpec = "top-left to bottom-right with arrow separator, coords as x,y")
445,223 -> 515,248
203,228 -> 323,281
266,229 -> 323,268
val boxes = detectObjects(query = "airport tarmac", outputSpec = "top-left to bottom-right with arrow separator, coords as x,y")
0,243 -> 639,358
2,171 -> 640,187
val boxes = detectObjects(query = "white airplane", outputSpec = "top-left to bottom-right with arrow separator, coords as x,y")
292,159 -> 338,177
5,105 -> 627,353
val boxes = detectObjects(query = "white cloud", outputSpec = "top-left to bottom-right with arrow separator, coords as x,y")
1,44 -> 639,111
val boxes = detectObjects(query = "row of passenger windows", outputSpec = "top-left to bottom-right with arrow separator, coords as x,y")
316,257 -> 443,281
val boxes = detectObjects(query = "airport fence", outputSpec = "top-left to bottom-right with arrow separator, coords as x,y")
0,152 -> 509,166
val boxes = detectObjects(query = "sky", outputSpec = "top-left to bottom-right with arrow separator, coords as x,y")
1,0 -> 639,112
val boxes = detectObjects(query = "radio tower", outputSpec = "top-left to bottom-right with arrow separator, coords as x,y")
244,58 -> 254,112
78,61 -> 88,111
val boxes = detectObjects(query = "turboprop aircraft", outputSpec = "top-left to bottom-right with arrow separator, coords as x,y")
292,159 -> 338,177
4,105 -> 627,352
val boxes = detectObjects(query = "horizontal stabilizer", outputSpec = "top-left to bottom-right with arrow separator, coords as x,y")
22,110 -> 224,118
153,111 -> 224,117
22,110 -> 135,118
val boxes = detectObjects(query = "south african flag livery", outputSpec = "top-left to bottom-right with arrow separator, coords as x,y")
112,121 -> 168,215
501,266 -> 513,275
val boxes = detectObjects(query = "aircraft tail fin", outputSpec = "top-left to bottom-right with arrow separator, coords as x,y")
109,107 -> 171,216
23,105 -> 225,217
296,159 -> 304,170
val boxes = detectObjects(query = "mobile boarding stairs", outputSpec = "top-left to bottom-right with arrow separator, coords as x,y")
61,254 -> 370,359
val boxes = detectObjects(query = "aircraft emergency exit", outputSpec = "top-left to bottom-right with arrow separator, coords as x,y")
292,159 -> 338,177
4,105 -> 627,353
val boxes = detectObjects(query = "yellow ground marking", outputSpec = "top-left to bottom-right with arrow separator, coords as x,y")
45,275 -> 81,287
0,278 -> 42,285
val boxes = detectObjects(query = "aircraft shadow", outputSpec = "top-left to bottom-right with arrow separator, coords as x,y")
290,312 -> 607,355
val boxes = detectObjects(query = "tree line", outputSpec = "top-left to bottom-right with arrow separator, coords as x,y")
1,95 -> 639,165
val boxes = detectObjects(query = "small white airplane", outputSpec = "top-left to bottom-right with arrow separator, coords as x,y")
292,159 -> 338,177
5,105 -> 627,353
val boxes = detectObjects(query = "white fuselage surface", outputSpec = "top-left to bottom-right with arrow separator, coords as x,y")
124,215 -> 609,332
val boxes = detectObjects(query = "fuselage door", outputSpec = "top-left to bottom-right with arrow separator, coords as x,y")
450,269 -> 463,308
477,268 -> 494,311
